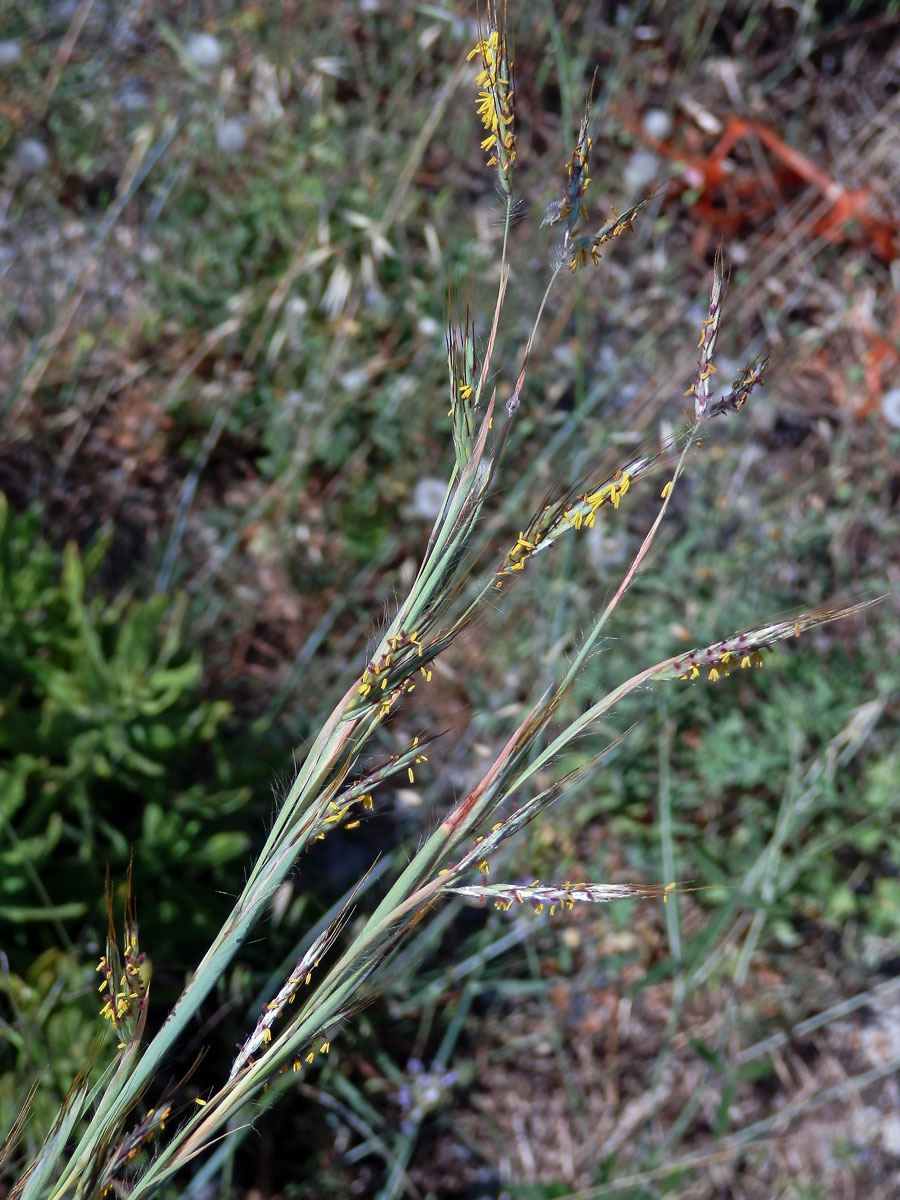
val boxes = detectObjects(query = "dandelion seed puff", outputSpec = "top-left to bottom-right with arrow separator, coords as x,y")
412,478 -> 447,521
642,108 -> 672,139
623,149 -> 659,195
15,138 -> 49,172
186,32 -> 223,70
339,366 -> 369,393
216,117 -> 247,154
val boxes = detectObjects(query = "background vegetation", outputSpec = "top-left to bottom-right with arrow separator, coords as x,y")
1,1 -> 899,1196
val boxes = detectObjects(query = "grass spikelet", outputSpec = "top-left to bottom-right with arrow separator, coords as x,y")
543,84 -> 594,244
657,598 -> 884,683
467,2 -> 515,191
566,189 -> 659,270
449,880 -> 676,914
684,247 -> 727,419
446,292 -> 479,470
96,1105 -> 172,1193
96,864 -> 148,1045
229,924 -> 345,1080
705,353 -> 770,418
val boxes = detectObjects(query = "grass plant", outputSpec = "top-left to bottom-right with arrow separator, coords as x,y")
2,4 -> 896,1197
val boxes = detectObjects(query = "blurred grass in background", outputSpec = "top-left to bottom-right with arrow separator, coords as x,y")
1,1 -> 899,1195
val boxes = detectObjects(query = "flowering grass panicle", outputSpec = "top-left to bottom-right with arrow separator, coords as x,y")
95,872 -> 148,1046
467,2 -> 515,191
449,880 -> 675,915
543,91 -> 593,242
656,600 -> 882,684
685,247 -> 727,419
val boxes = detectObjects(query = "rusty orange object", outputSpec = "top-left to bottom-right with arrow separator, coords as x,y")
636,113 -> 898,263
858,294 -> 900,414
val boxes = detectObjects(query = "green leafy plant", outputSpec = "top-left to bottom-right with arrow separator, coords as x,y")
0,494 -> 252,1124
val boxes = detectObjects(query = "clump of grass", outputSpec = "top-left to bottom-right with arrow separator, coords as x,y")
4,8 -> 880,1198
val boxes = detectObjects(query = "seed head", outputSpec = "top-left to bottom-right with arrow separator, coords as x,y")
467,4 -> 515,191
545,90 -> 595,245
684,249 -> 727,420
